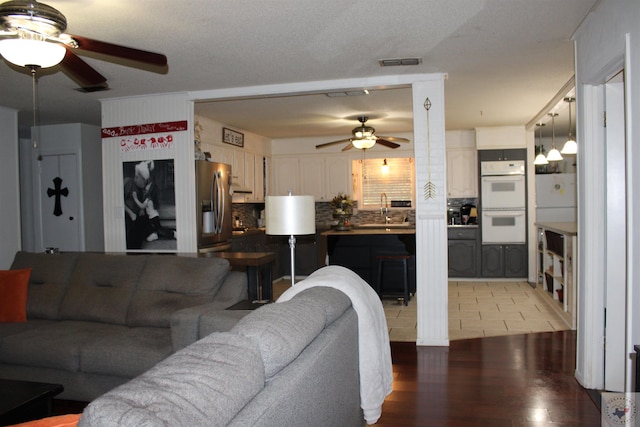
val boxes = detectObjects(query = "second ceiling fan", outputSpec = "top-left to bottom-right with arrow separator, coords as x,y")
315,116 -> 409,151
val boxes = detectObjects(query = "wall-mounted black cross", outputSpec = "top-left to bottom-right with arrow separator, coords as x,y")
47,177 -> 69,217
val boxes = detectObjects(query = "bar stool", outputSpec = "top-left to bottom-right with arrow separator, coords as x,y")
375,253 -> 411,306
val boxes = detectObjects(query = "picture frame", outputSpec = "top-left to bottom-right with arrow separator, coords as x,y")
222,127 -> 244,147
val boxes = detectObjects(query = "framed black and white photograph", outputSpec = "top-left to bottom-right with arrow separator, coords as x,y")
222,127 -> 244,147
123,159 -> 177,252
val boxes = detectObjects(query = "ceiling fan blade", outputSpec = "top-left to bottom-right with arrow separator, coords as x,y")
69,34 -> 167,67
376,139 -> 401,149
60,47 -> 108,90
315,138 -> 351,149
341,143 -> 355,152
376,135 -> 409,143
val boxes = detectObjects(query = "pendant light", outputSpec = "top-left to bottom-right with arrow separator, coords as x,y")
561,97 -> 577,155
534,123 -> 548,165
381,158 -> 389,174
545,113 -> 563,162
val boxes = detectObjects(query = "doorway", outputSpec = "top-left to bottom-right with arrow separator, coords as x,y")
603,70 -> 628,392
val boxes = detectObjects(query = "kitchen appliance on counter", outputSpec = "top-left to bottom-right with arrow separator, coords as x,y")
535,173 -> 576,222
196,160 -> 233,252
480,160 -> 526,244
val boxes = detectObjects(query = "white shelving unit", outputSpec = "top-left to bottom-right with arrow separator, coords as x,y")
536,222 -> 577,329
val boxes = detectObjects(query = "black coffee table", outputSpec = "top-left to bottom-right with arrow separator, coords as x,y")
0,379 -> 63,426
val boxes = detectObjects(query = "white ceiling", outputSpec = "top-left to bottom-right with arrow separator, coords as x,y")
0,0 -> 597,139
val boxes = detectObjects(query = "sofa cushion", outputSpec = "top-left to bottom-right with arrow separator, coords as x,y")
80,326 -> 173,378
231,298 -> 326,378
288,286 -> 351,326
126,256 -> 230,327
11,252 -> 79,320
78,333 -> 265,427
0,268 -> 31,322
0,321 -> 117,372
60,254 -> 147,325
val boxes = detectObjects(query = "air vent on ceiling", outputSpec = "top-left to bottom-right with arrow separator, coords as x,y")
378,57 -> 422,67
326,89 -> 369,97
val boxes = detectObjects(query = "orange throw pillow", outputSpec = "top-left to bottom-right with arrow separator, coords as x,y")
0,268 -> 31,322
7,414 -> 81,427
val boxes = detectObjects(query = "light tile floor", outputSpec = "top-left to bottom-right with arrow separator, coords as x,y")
274,279 -> 570,342
384,280 -> 570,342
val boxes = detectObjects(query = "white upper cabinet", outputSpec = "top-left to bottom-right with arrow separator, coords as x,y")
446,148 -> 477,198
271,155 -> 352,200
325,156 -> 352,200
300,157 -> 325,200
445,130 -> 477,198
272,157 -> 300,196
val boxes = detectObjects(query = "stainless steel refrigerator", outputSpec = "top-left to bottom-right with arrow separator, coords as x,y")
196,160 -> 233,252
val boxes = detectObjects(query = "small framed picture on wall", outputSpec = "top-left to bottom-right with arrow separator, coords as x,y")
222,127 -> 244,147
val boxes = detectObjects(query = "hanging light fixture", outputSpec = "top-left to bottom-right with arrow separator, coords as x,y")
381,158 -> 389,174
534,123 -> 548,165
0,38 -> 66,68
561,97 -> 577,155
351,136 -> 376,150
545,113 -> 563,161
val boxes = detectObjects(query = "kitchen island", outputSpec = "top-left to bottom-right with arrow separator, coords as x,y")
535,221 -> 577,329
321,227 -> 416,298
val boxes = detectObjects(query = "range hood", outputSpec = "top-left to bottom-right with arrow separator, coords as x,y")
231,179 -> 252,194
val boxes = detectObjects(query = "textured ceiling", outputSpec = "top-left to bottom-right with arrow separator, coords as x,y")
0,0 -> 597,138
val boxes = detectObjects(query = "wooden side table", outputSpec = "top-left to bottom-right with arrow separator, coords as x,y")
211,252 -> 276,302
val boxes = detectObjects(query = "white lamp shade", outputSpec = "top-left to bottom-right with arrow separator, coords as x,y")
0,39 -> 66,68
561,139 -> 577,155
534,153 -> 549,165
352,137 -> 376,150
546,147 -> 563,161
265,195 -> 316,235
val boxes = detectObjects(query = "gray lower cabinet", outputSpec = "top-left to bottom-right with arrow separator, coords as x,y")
481,244 -> 527,277
447,227 -> 479,277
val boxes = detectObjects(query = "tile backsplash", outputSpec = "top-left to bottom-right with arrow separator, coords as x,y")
232,202 -> 415,229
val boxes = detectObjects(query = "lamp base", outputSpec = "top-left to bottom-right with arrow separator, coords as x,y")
289,234 -> 296,286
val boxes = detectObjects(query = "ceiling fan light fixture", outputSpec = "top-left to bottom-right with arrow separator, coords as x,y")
352,125 -> 374,139
351,137 -> 376,150
0,38 -> 65,67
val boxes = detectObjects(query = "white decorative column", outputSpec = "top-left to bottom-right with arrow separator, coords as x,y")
412,77 -> 449,346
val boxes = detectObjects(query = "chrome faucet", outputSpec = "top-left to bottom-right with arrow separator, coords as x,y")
380,193 -> 390,224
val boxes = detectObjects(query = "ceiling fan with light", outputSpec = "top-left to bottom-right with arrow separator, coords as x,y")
0,0 -> 167,91
315,116 -> 409,151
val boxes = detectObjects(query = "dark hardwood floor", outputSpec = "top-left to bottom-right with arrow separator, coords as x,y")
377,330 -> 601,426
54,331 -> 600,426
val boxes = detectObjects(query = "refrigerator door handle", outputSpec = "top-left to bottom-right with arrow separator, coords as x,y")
216,171 -> 225,232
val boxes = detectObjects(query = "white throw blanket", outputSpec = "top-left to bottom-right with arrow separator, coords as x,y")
277,265 -> 393,425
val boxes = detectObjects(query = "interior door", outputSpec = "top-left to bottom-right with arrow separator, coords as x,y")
37,153 -> 81,251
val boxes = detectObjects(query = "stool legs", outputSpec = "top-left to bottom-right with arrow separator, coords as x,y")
375,257 -> 410,305
402,258 -> 409,306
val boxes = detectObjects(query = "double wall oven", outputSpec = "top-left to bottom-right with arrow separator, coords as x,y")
480,160 -> 526,244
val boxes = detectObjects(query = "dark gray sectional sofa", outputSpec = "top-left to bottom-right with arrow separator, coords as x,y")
0,251 -> 248,401
78,286 -> 365,427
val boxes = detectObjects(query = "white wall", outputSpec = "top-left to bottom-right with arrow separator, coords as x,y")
101,93 -> 194,253
0,106 -> 21,268
573,0 -> 640,390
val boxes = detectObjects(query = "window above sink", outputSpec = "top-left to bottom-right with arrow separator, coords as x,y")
352,157 -> 415,210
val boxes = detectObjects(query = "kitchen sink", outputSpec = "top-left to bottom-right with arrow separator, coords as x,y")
356,223 -> 414,229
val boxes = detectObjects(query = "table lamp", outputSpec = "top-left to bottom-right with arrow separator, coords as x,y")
265,193 -> 316,286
